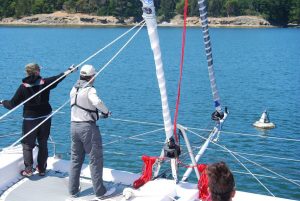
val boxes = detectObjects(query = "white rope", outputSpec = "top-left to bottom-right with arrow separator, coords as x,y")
232,170 -> 300,183
187,128 -> 275,196
103,127 -> 164,146
205,147 -> 300,162
9,101 -> 70,148
222,130 -> 300,142
190,128 -> 300,193
7,23 -> 146,148
92,22 -> 146,80
104,150 -> 126,156
234,152 -> 300,188
0,21 -> 145,122
0,132 -> 21,138
111,117 -> 164,127
75,20 -> 145,68
217,145 -> 275,196
129,127 -> 164,139
110,118 -> 300,143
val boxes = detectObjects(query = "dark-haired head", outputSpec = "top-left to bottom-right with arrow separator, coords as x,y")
207,161 -> 235,201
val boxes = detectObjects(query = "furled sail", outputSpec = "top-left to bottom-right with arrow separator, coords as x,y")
198,0 -> 222,112
182,0 -> 228,181
140,0 -> 178,183
140,0 -> 173,140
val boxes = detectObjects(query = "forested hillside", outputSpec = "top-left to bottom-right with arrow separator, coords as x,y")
0,0 -> 299,26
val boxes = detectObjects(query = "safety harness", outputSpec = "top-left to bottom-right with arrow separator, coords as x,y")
71,87 -> 99,121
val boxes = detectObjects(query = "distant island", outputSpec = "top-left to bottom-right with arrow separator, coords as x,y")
0,11 -> 273,27
0,0 -> 299,27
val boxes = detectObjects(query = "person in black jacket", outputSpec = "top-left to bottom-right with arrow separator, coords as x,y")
0,63 -> 77,177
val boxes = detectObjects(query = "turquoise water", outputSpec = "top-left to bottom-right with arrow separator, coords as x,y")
0,26 -> 299,200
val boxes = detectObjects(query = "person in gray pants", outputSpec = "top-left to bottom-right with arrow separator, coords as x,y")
68,64 -> 115,200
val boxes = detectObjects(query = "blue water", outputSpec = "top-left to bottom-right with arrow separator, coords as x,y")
0,26 -> 299,200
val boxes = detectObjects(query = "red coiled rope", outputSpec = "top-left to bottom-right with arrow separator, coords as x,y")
198,164 -> 209,200
133,155 -> 158,189
173,0 -> 189,142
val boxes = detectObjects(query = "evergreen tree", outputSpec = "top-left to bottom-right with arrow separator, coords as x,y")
289,0 -> 300,24
208,0 -> 226,17
188,0 -> 199,16
0,0 -> 16,18
63,0 -> 77,13
0,0 -> 298,26
15,0 -> 32,18
224,0 -> 240,16
158,0 -> 176,21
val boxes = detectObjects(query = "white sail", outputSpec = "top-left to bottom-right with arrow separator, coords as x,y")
140,0 -> 173,140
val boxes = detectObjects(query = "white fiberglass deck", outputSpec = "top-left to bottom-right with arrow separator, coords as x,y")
0,152 -> 295,201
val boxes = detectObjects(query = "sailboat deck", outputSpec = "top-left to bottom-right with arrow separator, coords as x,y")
1,170 -> 127,201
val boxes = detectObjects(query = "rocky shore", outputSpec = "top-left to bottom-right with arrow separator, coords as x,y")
0,11 -> 271,27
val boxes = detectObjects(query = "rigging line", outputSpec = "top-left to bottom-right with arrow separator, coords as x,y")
232,170 -> 300,183
128,127 -> 165,139
7,23 -> 146,148
187,128 -> 275,196
103,127 -> 164,140
8,101 -> 70,148
189,127 -> 300,142
104,150 -> 126,156
110,117 -> 164,127
189,140 -> 300,163
0,117 -> 20,123
220,130 -> 300,142
92,22 -> 146,80
234,151 -> 300,188
215,145 -> 275,196
0,132 -> 22,138
0,21 -> 145,122
75,20 -> 145,68
204,147 -> 300,163
111,117 -> 214,137
173,0 -> 188,142
103,128 -> 165,146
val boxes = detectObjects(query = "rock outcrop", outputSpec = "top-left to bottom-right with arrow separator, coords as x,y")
0,11 -> 121,26
168,15 -> 271,27
0,11 -> 271,27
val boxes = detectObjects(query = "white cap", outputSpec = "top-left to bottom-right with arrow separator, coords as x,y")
80,64 -> 96,76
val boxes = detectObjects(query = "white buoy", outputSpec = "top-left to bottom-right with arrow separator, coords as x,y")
253,110 -> 275,129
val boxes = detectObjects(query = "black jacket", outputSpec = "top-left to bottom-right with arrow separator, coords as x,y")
3,73 -> 65,118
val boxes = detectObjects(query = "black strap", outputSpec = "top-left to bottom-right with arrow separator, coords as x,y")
71,88 -> 99,121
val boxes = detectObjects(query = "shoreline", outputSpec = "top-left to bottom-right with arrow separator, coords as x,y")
0,11 -> 284,28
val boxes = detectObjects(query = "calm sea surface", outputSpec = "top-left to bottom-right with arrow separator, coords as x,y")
0,26 -> 299,200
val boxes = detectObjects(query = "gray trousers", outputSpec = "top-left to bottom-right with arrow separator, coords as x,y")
69,122 -> 106,197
